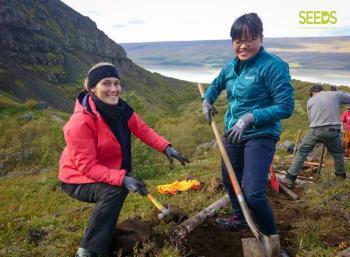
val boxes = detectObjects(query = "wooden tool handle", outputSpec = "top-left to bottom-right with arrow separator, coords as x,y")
147,193 -> 165,211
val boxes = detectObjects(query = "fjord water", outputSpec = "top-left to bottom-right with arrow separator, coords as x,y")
142,64 -> 350,86
122,37 -> 350,86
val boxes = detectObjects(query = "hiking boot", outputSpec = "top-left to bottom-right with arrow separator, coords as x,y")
279,176 -> 295,188
215,215 -> 248,232
75,248 -> 98,257
335,173 -> 346,179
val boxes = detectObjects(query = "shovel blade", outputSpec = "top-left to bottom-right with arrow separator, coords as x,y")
242,235 -> 280,257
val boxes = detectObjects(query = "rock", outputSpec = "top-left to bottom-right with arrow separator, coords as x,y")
194,139 -> 216,156
276,140 -> 295,153
37,101 -> 49,110
336,247 -> 350,257
20,111 -> 35,121
50,114 -> 64,123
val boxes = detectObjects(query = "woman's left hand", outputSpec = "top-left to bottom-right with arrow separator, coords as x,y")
164,146 -> 190,166
225,113 -> 255,143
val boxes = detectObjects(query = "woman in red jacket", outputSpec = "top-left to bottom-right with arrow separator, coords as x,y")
59,62 -> 189,257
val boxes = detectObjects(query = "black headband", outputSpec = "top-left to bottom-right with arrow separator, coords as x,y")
87,65 -> 120,89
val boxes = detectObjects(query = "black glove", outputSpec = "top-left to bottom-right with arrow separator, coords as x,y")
225,113 -> 254,144
164,146 -> 190,166
122,175 -> 148,196
202,99 -> 218,124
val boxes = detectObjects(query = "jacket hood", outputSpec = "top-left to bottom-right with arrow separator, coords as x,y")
74,91 -> 126,116
72,91 -> 95,116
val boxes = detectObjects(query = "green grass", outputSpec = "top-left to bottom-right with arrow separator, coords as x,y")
1,79 -> 350,256
0,153 -> 225,256
291,167 -> 350,256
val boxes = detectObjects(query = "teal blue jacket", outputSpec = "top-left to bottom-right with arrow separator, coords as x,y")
204,47 -> 294,140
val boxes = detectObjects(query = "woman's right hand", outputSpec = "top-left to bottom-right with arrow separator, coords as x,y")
202,99 -> 217,124
164,146 -> 190,166
122,175 -> 148,196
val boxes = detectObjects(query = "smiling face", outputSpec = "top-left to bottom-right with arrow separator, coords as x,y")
232,33 -> 262,61
91,77 -> 121,105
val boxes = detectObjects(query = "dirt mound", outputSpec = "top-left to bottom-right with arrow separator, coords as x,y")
28,228 -> 48,246
112,218 -> 153,255
206,177 -> 224,193
179,218 -> 245,257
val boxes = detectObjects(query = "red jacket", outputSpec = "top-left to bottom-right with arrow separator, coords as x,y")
341,110 -> 350,131
59,93 -> 170,186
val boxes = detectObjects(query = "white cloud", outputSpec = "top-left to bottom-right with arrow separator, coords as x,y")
62,0 -> 350,43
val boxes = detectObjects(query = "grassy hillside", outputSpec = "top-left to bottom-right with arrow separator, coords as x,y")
1,80 -> 350,256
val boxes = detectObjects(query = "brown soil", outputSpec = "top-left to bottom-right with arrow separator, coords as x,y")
173,187 -> 301,257
111,205 -> 187,256
109,168 -> 350,257
28,228 -> 48,246
179,218 -> 246,257
112,217 -> 153,256
110,187 -> 303,257
206,177 -> 225,193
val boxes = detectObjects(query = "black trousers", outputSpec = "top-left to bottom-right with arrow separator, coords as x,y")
61,182 -> 128,254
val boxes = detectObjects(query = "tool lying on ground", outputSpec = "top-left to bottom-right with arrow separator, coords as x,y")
157,179 -> 202,194
198,83 -> 280,257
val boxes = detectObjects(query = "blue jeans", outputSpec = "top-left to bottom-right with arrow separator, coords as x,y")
287,126 -> 345,180
221,137 -> 277,235
61,182 -> 128,254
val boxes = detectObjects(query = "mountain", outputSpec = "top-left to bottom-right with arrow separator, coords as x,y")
121,37 -> 350,71
0,0 -> 195,112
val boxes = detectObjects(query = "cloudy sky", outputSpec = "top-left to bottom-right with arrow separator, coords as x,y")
62,0 -> 349,43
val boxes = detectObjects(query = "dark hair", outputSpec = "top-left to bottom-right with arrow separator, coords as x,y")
230,13 -> 263,41
309,84 -> 324,97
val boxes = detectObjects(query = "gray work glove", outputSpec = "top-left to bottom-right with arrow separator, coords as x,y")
164,145 -> 190,166
225,113 -> 255,144
202,99 -> 218,124
122,175 -> 148,196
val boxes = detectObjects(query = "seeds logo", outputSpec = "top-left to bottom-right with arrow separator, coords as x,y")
299,11 -> 337,25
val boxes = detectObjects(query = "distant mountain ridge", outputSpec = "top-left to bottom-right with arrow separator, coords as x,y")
0,0 -> 194,112
122,37 -> 350,71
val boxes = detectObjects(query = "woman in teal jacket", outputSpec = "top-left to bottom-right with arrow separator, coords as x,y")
202,13 -> 294,235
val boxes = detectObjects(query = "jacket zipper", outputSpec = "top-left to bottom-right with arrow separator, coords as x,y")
228,66 -> 246,129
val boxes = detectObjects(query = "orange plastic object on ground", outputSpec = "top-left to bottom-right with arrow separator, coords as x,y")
157,179 -> 202,195
269,165 -> 279,193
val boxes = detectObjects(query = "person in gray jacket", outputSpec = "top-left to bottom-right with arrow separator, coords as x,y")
282,84 -> 349,186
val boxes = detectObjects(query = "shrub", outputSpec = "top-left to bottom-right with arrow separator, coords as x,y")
24,98 -> 38,110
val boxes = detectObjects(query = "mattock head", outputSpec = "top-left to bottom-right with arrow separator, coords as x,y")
158,206 -> 171,219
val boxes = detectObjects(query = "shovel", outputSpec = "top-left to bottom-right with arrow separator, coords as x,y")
198,83 -> 280,257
